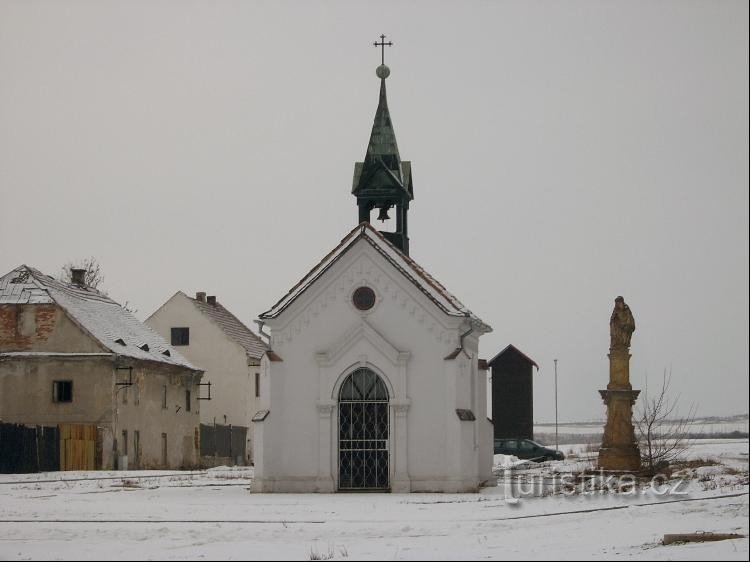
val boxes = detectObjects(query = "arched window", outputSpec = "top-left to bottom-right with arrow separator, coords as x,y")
339,367 -> 389,402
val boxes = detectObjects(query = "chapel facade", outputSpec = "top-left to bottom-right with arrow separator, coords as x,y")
252,51 -> 493,493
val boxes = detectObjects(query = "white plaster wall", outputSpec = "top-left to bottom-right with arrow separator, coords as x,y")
254,239 -> 492,492
147,293 -> 259,462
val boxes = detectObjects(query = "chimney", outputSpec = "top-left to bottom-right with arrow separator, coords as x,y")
71,268 -> 86,286
207,295 -> 217,306
196,292 -> 206,302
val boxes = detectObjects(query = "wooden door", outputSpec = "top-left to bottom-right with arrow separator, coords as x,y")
59,424 -> 97,471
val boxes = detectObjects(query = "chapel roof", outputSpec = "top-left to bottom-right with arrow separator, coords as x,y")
258,223 -> 491,333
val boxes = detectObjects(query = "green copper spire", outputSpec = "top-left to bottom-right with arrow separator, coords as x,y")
364,78 -> 402,172
352,37 -> 414,254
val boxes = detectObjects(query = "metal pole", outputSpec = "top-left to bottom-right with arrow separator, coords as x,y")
554,358 -> 559,452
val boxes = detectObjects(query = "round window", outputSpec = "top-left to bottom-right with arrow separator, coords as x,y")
352,286 -> 376,311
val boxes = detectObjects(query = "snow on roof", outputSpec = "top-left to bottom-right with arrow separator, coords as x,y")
259,223 -> 491,333
0,265 -> 200,371
188,296 -> 267,360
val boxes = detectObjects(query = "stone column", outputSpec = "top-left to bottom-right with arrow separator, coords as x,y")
598,297 -> 641,472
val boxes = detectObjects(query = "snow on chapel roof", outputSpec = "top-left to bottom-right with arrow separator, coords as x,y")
0,265 -> 199,371
259,223 -> 491,333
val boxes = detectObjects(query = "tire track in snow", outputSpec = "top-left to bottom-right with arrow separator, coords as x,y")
0,491 -> 745,525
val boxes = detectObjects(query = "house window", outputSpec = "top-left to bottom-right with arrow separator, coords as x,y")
122,387 -> 128,405
255,372 -> 260,398
171,327 -> 190,346
162,385 -> 167,409
121,430 -> 128,455
52,381 -> 73,403
161,433 -> 168,467
185,389 -> 191,412
134,431 -> 140,465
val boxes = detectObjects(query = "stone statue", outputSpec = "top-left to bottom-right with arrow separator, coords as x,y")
609,296 -> 635,351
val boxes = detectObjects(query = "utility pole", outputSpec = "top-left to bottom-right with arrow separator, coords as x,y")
554,358 -> 559,452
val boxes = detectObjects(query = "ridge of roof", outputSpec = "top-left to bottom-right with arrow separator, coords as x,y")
487,344 -> 539,370
0,265 -> 200,371
187,295 -> 267,359
259,224 -> 490,333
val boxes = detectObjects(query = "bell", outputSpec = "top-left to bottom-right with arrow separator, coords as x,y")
377,205 -> 391,222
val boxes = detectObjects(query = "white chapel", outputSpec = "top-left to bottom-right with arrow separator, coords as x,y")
252,48 -> 494,493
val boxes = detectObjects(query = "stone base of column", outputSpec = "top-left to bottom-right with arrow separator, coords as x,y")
598,388 -> 641,472
598,445 -> 642,472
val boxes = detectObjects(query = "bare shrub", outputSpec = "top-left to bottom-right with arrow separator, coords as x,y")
636,370 -> 696,474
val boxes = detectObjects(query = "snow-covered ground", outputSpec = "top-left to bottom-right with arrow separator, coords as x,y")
0,441 -> 747,560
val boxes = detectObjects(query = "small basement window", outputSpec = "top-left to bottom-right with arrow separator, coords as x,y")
53,381 -> 73,403
171,327 -> 190,346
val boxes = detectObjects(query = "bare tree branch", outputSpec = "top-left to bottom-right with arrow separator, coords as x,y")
636,369 -> 697,474
60,257 -> 106,293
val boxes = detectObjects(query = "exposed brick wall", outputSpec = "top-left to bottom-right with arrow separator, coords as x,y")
0,304 -> 57,351
0,304 -> 104,353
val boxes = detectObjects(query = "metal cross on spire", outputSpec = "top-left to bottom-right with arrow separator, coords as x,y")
373,34 -> 393,65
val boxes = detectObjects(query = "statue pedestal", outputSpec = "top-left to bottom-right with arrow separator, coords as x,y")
598,348 -> 641,472
598,389 -> 641,471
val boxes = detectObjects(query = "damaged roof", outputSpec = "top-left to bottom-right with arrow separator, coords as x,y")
0,265 -> 199,371
259,222 -> 491,333
186,294 -> 267,361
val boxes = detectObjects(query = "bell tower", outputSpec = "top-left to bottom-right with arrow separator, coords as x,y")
352,35 -> 414,255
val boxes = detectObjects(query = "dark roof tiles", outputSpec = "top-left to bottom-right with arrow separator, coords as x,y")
189,297 -> 267,360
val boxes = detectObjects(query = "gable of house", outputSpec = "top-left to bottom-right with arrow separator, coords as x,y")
0,266 -> 198,371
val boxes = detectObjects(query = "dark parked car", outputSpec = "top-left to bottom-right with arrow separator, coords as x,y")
493,438 -> 564,461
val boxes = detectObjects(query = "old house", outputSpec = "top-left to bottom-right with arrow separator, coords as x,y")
0,265 -> 203,471
488,344 -> 539,440
146,291 -> 267,465
252,58 -> 494,493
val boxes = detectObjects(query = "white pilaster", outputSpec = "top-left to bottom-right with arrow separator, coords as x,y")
316,400 -> 336,492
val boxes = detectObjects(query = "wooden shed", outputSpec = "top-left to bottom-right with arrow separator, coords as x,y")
488,344 -> 538,440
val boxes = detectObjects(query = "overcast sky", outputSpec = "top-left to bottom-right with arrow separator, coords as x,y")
1,1 -> 747,422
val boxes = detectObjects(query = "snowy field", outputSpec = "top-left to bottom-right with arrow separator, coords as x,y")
534,416 -> 750,438
0,440 -> 747,561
